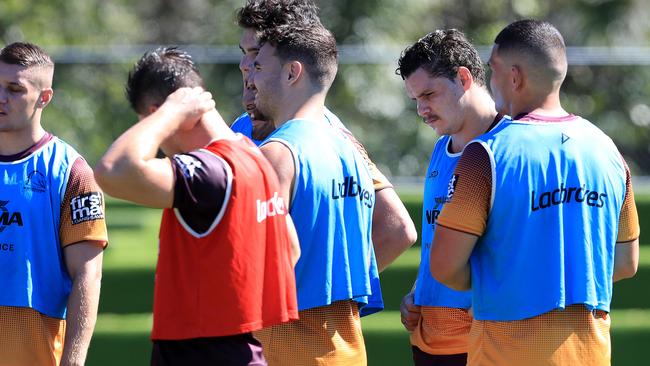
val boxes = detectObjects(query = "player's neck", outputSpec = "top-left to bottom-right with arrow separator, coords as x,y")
0,125 -> 46,156
513,91 -> 567,119
274,93 -> 326,128
449,92 -> 498,154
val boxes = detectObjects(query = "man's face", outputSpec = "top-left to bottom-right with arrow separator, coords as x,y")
404,66 -> 465,136
0,62 -> 45,134
249,42 -> 284,123
488,45 -> 510,115
239,28 -> 261,114
239,27 -> 275,139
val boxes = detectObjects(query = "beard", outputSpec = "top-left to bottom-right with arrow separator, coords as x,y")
242,87 -> 275,140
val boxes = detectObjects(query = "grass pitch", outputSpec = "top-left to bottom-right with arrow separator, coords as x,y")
86,194 -> 650,365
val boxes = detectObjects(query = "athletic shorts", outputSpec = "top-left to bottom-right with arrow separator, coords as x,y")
254,300 -> 366,366
151,332 -> 266,366
412,346 -> 467,366
468,304 -> 611,366
410,306 -> 471,356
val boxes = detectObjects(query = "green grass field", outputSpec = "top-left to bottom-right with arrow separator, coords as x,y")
86,194 -> 650,365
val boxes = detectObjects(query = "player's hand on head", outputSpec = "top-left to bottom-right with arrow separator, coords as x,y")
400,291 -> 421,332
162,87 -> 216,130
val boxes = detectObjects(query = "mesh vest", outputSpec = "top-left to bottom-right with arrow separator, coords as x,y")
469,117 -> 626,321
1,137 -> 79,319
262,118 -> 383,315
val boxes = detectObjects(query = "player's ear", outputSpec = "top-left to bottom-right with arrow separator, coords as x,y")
457,67 -> 473,91
511,65 -> 524,91
286,61 -> 303,85
38,88 -> 53,108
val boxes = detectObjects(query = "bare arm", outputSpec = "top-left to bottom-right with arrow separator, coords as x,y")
94,87 -> 215,208
60,242 -> 104,366
373,187 -> 417,272
260,141 -> 299,263
613,161 -> 640,282
285,214 -> 301,266
430,225 -> 478,291
614,238 -> 639,282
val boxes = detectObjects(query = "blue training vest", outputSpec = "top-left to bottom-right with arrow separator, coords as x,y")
0,137 -> 80,319
469,117 -> 627,321
261,118 -> 383,315
415,135 -> 472,308
230,112 -> 261,145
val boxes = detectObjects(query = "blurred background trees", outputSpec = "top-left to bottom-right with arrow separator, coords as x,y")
2,0 -> 649,177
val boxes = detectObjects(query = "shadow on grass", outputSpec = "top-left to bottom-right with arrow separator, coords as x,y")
364,329 -> 412,366
87,332 -> 151,366
379,266 -> 419,312
612,328 -> 650,366
99,268 -> 154,314
612,266 -> 650,309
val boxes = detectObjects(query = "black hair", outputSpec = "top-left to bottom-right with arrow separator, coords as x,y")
236,0 -> 322,36
396,29 -> 485,86
261,24 -> 338,89
493,19 -> 565,62
126,47 -> 204,115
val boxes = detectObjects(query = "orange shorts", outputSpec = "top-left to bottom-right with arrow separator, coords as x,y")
410,306 -> 472,355
254,300 -> 366,366
0,306 -> 65,365
468,305 -> 611,366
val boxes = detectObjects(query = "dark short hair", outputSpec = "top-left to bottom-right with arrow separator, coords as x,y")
0,42 -> 54,68
236,0 -> 321,35
260,24 -> 338,90
126,47 -> 204,115
396,29 -> 485,86
493,19 -> 566,66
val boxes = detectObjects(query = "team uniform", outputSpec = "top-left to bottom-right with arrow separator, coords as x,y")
253,118 -> 382,366
0,133 -> 107,365
230,110 -> 392,191
151,136 -> 298,366
411,115 -> 507,366
437,113 -> 641,366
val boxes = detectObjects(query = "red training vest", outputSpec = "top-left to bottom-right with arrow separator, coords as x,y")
152,137 -> 298,340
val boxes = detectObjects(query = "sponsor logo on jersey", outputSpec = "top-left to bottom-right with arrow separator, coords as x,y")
256,192 -> 286,223
531,183 -> 607,212
425,196 -> 449,225
427,170 -> 439,179
0,242 -> 15,252
331,175 -> 374,208
70,192 -> 104,224
23,170 -> 47,192
425,209 -> 440,226
174,154 -> 203,179
447,174 -> 459,201
0,200 -> 24,232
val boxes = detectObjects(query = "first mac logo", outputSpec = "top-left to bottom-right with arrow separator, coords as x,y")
71,192 -> 104,224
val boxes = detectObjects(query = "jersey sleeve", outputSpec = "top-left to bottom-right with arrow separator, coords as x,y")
337,127 -> 393,191
59,157 -> 108,247
617,160 -> 641,242
171,150 -> 230,234
436,142 -> 492,236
